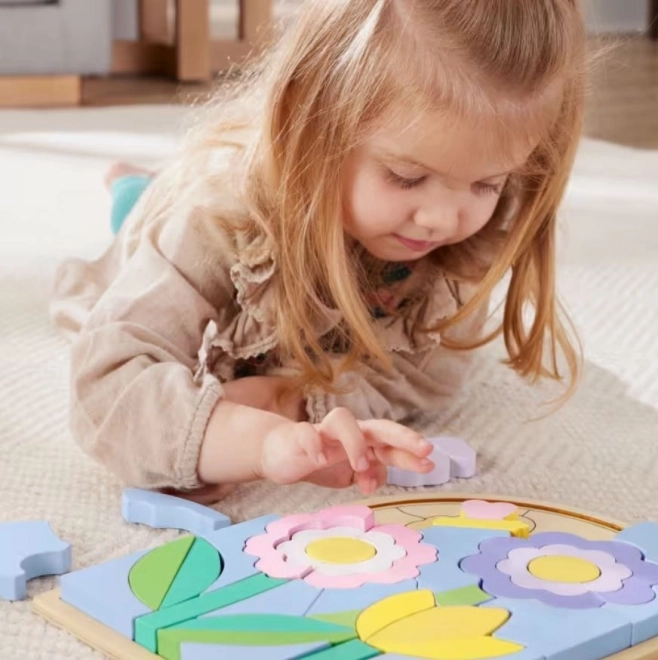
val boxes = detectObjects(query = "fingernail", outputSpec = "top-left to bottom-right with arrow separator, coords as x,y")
357,457 -> 370,471
421,458 -> 434,468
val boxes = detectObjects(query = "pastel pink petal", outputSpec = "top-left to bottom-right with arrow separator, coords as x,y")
384,557 -> 425,581
404,543 -> 438,566
374,524 -> 424,547
304,570 -> 367,590
244,534 -> 279,558
462,500 -> 518,520
264,514 -> 314,541
312,506 -> 374,531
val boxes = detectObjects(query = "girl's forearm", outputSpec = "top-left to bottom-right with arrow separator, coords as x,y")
198,399 -> 290,484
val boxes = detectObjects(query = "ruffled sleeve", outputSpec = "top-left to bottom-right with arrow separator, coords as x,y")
52,172 -> 246,491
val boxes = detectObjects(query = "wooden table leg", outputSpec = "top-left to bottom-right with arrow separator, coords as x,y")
239,0 -> 273,46
650,0 -> 658,40
140,0 -> 170,43
176,0 -> 211,81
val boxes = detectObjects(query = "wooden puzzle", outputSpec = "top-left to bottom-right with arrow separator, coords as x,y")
33,494 -> 658,660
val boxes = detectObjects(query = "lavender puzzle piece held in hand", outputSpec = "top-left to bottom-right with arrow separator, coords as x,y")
387,435 -> 476,487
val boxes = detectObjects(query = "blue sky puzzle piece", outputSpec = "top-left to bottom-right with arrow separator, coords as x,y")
123,489 -> 232,536
615,523 -> 658,561
417,527 -> 509,593
60,549 -> 150,638
482,596 -> 631,660
207,579 -> 322,617
306,579 -> 418,617
181,641 -> 329,660
603,523 -> 658,645
202,515 -> 280,593
0,521 -> 72,601
604,586 -> 658,646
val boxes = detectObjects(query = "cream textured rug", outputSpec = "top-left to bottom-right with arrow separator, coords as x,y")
1,106 -> 657,658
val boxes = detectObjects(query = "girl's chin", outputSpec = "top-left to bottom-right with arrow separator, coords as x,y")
357,237 -> 435,262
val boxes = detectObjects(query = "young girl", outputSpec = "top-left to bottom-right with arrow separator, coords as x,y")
52,0 -> 586,502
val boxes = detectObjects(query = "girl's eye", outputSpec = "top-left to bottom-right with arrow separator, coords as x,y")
473,181 -> 503,196
386,169 -> 427,190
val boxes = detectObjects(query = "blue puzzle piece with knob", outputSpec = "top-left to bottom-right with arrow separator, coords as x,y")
122,488 -> 232,536
0,521 -> 71,600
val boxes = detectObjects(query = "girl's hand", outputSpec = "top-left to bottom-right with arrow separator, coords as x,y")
257,407 -> 434,495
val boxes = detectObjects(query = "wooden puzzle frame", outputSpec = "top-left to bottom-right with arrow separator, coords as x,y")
33,493 -> 658,660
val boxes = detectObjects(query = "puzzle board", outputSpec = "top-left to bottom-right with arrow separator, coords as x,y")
33,493 -> 658,660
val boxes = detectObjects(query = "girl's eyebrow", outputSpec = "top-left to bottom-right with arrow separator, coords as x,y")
377,148 -> 511,182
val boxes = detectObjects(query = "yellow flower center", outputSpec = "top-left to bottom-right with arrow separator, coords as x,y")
305,537 -> 376,564
528,555 -> 601,583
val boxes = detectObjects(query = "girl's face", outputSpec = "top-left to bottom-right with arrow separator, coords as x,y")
342,111 -> 536,262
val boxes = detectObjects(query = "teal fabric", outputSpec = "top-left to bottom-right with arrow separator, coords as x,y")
110,174 -> 152,235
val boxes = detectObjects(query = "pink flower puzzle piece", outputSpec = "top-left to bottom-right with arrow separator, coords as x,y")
244,505 -> 436,589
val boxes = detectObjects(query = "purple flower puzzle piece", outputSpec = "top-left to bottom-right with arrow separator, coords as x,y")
461,532 -> 658,609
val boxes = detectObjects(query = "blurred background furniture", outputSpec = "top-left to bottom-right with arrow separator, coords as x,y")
113,0 -> 275,82
0,0 -> 113,107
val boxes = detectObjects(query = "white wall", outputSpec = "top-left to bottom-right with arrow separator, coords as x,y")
585,0 -> 647,32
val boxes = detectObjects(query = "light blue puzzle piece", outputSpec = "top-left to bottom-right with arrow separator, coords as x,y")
205,578 -> 322,617
417,527 -> 509,593
181,641 -> 329,660
60,549 -> 150,638
306,580 -> 418,617
297,639 -> 379,659
604,586 -> 658,646
604,523 -> 658,644
615,523 -> 658,562
377,653 -> 545,660
122,488 -> 231,536
0,521 -> 72,601
203,515 -> 279,593
482,597 -> 631,660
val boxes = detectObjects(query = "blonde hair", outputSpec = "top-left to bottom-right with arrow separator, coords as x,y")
178,0 -> 588,396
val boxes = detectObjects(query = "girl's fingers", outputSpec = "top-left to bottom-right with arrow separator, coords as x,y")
318,408 -> 370,473
373,445 -> 435,473
353,460 -> 388,496
294,422 -> 327,467
357,419 -> 432,457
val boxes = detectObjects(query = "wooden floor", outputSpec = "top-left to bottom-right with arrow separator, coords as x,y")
82,34 -> 658,150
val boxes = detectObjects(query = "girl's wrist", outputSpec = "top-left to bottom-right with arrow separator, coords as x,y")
198,398 -> 290,484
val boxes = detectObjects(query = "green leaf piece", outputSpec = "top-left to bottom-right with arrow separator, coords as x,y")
297,639 -> 380,660
310,610 -> 362,629
157,615 -> 356,660
161,538 -> 222,608
129,536 -> 195,611
434,584 -> 492,607
136,573 -> 287,652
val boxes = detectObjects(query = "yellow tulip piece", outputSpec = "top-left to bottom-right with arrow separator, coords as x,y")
432,516 -> 530,538
370,635 -> 525,660
356,589 -> 435,640
365,606 -> 525,660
